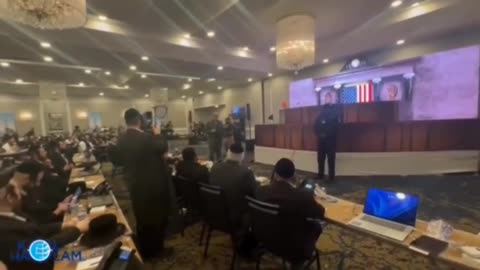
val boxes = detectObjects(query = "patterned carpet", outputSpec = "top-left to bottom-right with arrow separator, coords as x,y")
104,162 -> 480,270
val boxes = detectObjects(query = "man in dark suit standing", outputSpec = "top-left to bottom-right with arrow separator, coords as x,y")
206,113 -> 224,162
117,108 -> 172,260
314,93 -> 340,182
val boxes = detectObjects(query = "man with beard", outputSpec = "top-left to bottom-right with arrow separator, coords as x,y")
117,108 -> 172,261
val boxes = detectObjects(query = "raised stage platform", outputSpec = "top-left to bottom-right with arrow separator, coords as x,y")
255,146 -> 479,176
255,104 -> 480,175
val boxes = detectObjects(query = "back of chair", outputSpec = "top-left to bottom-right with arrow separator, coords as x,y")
198,182 -> 231,232
246,196 -> 322,262
174,175 -> 200,210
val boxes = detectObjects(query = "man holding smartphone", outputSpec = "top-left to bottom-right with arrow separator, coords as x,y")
117,108 -> 172,261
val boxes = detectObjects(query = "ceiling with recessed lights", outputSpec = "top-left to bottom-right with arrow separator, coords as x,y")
0,0 -> 479,99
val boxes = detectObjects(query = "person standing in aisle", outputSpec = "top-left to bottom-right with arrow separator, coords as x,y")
117,108 -> 172,260
223,116 -> 234,157
314,93 -> 340,182
206,113 -> 224,162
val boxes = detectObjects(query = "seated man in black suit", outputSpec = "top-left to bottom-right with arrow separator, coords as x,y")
47,140 -> 73,179
10,162 -> 69,223
175,147 -> 209,184
256,158 -> 325,267
209,143 -> 257,230
0,177 -> 89,270
256,158 -> 325,220
29,144 -> 68,208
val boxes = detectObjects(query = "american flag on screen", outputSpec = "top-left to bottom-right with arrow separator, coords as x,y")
341,82 -> 375,104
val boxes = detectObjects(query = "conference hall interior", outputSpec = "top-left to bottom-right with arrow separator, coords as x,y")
0,0 -> 479,269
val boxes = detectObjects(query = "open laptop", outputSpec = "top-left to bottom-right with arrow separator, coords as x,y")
349,188 -> 420,241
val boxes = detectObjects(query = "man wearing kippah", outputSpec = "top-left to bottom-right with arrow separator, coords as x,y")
210,143 -> 257,231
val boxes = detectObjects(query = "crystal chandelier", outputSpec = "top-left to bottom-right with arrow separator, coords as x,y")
0,0 -> 87,29
276,15 -> 316,70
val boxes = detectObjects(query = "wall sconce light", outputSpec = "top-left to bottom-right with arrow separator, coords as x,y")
76,111 -> 88,120
19,111 -> 33,121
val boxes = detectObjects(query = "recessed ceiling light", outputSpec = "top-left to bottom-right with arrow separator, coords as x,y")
85,69 -> 92,74
214,105 -> 219,108
40,42 -> 51,48
184,33 -> 191,39
15,79 -> 23,84
207,78 -> 216,82
269,46 -> 276,52
181,95 -> 186,99
242,47 -> 249,51
217,66 -> 223,71
144,94 -> 150,98
207,31 -> 215,38
129,65 -> 137,71
183,83 -> 191,90
99,92 -> 104,96
99,15 -> 107,21
199,91 -> 204,95
323,58 -> 329,63
391,0 -> 402,7
315,87 -> 322,92
43,56 -> 53,62
141,56 -> 149,61
247,78 -> 253,82
268,73 -> 273,77
141,74 -> 147,78
217,86 -> 223,90
411,2 -> 420,7
78,82 -> 85,87
124,85 -> 130,89
104,71 -> 111,76
0,62 -> 10,67
396,39 -> 405,45
187,78 -> 193,82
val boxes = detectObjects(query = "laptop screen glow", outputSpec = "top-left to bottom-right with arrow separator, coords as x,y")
363,189 -> 420,226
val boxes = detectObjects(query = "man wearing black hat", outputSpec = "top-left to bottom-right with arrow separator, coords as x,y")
210,143 -> 257,230
117,108 -> 172,260
256,158 -> 325,220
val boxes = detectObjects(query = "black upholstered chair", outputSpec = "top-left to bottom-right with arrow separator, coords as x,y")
173,175 -> 201,235
246,196 -> 324,270
198,182 -> 237,269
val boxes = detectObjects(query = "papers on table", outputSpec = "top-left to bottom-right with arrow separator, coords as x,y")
75,256 -> 102,270
89,205 -> 107,214
71,177 -> 86,182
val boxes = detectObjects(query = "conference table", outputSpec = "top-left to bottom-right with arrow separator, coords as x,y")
252,176 -> 480,269
314,195 -> 480,270
54,167 -> 140,270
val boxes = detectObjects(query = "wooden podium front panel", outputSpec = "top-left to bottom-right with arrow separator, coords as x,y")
385,124 -> 403,152
285,108 -> 303,124
303,127 -> 317,151
255,120 -> 480,152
